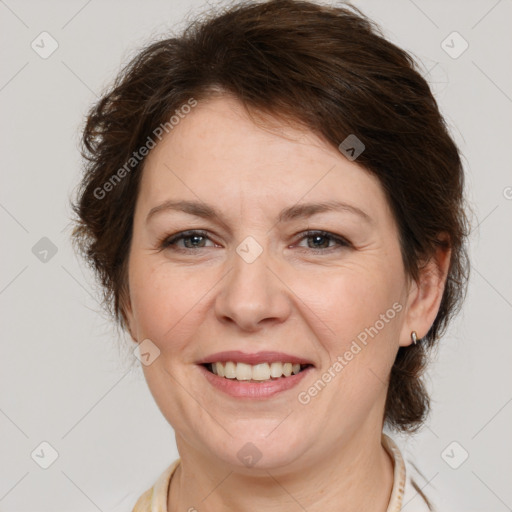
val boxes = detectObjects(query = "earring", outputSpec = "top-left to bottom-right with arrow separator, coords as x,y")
411,331 -> 418,345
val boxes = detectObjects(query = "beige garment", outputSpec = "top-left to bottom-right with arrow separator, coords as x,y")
132,434 -> 432,512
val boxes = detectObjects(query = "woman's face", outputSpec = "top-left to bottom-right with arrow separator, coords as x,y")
125,95 -> 418,471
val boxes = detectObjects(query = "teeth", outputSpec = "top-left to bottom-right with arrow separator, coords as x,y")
270,362 -> 283,378
224,361 -> 237,379
209,361 -> 305,381
252,363 -> 270,381
236,362 -> 252,381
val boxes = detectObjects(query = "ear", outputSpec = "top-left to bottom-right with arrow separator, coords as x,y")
399,238 -> 451,347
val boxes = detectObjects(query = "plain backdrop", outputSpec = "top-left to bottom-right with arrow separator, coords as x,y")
1,0 -> 511,510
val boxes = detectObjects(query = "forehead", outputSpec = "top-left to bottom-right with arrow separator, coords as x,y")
137,95 -> 390,225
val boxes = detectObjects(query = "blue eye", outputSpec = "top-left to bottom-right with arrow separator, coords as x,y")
160,230 -> 213,250
159,229 -> 350,253
296,230 -> 350,252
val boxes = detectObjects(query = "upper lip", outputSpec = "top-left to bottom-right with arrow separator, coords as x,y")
197,351 -> 315,366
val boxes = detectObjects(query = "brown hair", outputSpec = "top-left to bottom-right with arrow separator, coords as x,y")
71,0 -> 470,432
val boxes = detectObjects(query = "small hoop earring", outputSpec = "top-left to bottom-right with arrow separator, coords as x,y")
411,331 -> 418,345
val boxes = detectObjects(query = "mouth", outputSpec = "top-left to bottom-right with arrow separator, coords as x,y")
196,351 -> 315,398
202,361 -> 313,383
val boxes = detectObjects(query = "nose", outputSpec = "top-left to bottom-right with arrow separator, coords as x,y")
214,244 -> 292,332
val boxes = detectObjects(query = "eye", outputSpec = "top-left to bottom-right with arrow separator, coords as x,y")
159,230 -> 216,251
158,229 -> 351,254
295,230 -> 350,252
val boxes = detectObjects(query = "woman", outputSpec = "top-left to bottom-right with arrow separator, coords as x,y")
71,1 -> 469,510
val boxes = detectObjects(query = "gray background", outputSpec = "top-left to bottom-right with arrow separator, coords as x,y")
1,0 -> 511,510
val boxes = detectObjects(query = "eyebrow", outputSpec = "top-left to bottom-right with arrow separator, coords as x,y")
146,199 -> 372,225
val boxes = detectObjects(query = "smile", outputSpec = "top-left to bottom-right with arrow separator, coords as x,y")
196,351 -> 315,399
205,361 -> 311,382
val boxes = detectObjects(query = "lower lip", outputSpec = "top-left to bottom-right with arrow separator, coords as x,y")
198,364 -> 312,399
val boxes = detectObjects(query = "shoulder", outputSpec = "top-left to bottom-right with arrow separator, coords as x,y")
403,459 -> 435,511
383,434 -> 435,512
131,459 -> 180,512
132,488 -> 153,512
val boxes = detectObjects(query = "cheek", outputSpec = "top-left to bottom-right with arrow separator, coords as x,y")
128,256 -> 197,343
288,257 -> 405,392
296,262 -> 403,339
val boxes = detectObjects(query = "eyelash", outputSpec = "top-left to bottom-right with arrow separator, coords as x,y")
158,229 -> 351,254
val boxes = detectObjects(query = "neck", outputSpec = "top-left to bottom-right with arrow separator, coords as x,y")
169,427 -> 394,512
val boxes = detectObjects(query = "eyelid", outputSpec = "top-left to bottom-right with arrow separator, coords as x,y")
158,229 -> 351,252
159,229 -> 214,249
294,230 -> 351,251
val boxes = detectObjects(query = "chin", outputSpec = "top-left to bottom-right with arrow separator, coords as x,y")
206,423 -> 311,472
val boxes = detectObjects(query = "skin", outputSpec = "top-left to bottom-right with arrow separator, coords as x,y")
124,95 -> 451,511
